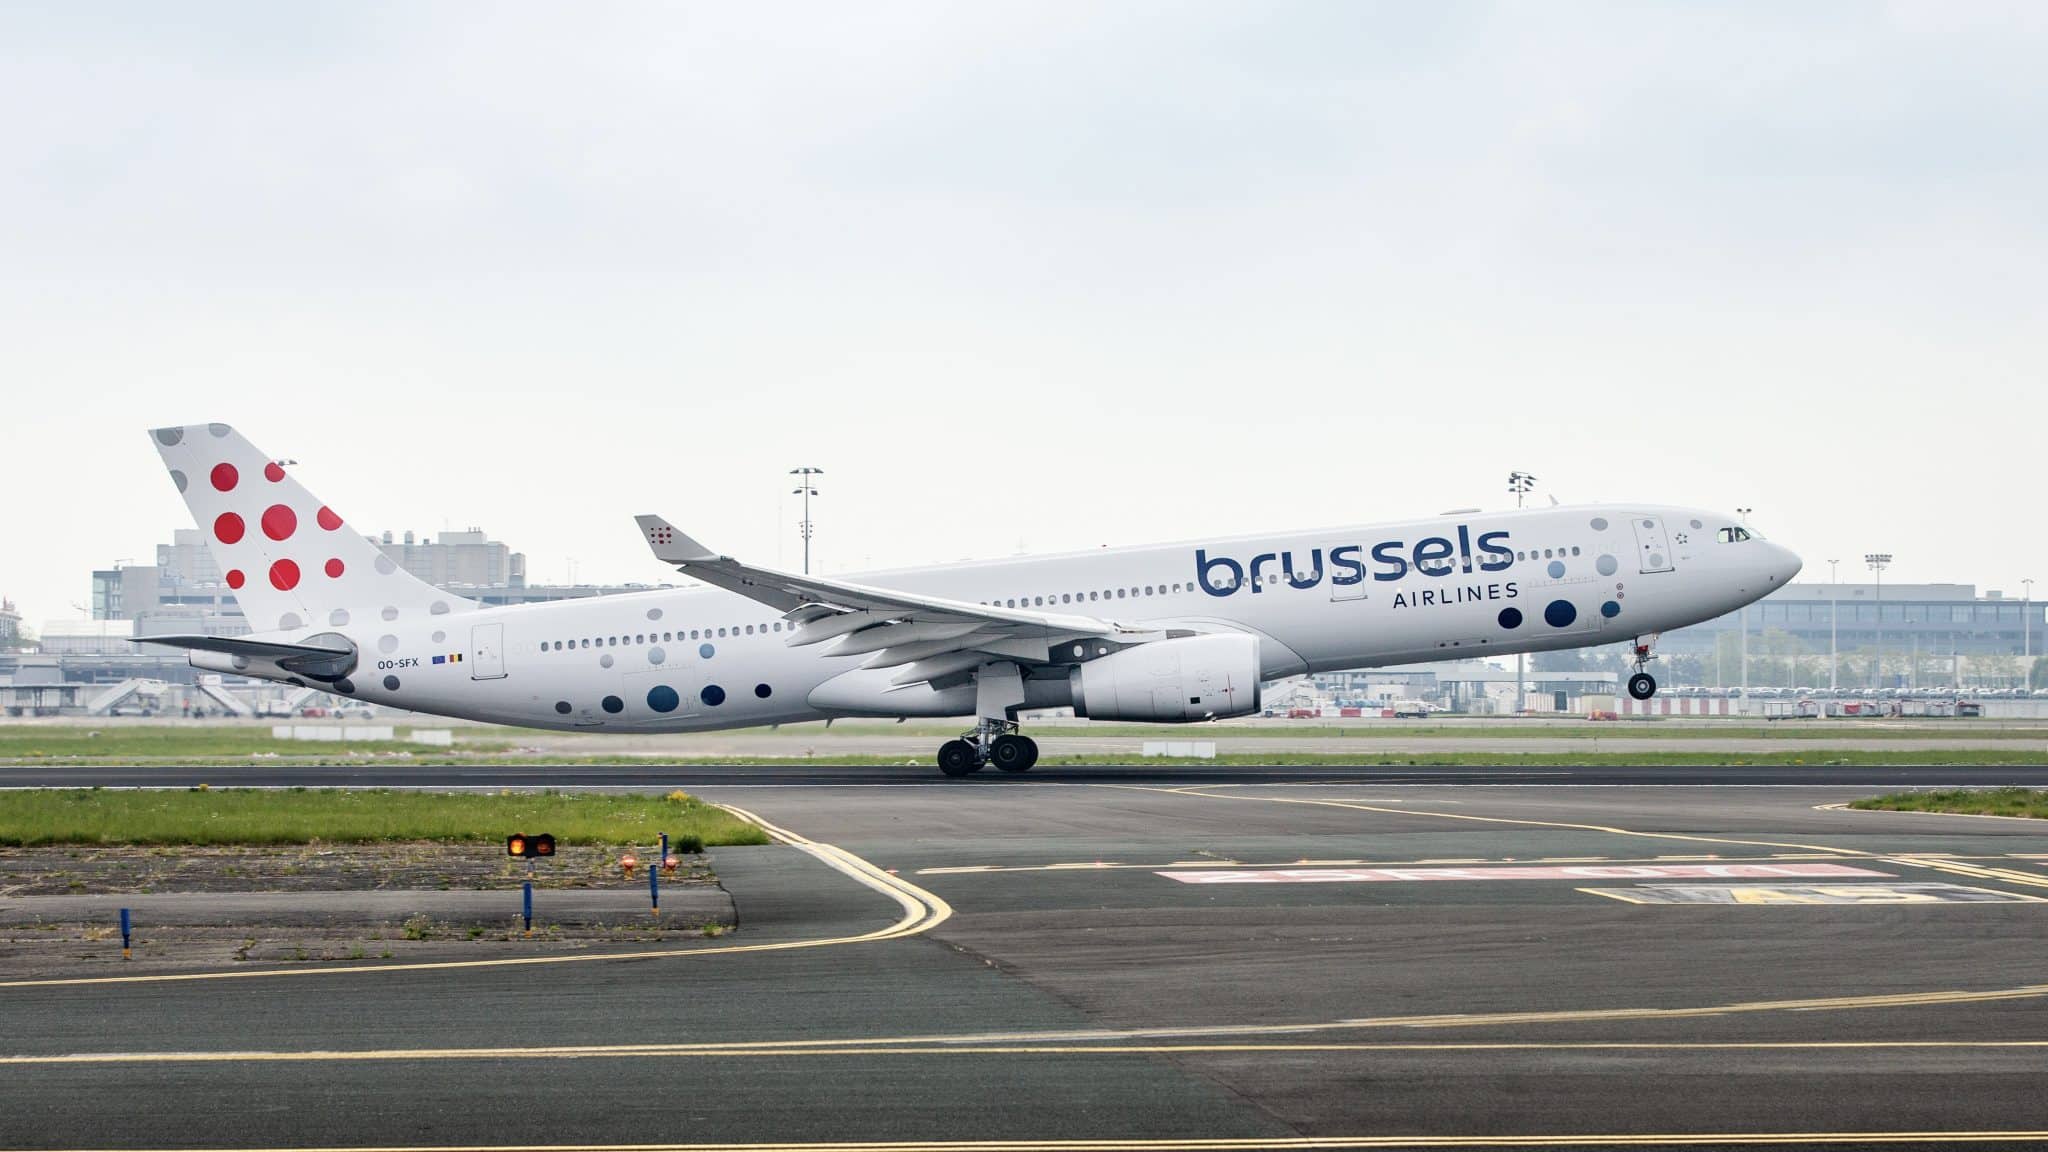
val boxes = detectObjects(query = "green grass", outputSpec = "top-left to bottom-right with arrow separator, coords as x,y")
1849,788 -> 2048,819
0,788 -> 770,847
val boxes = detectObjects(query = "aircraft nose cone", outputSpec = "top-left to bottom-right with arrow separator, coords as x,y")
1769,544 -> 1802,585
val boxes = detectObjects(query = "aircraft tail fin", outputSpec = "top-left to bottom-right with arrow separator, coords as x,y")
147,423 -> 475,635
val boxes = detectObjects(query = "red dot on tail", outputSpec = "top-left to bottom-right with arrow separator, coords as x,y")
214,512 -> 245,545
316,506 -> 342,531
264,462 -> 286,483
269,559 -> 300,591
261,504 -> 297,541
325,558 -> 345,578
210,463 -> 238,492
226,569 -> 245,589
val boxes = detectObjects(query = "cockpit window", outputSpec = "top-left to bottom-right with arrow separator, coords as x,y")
1716,526 -> 1753,543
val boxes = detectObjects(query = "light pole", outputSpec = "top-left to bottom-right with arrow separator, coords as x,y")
2024,577 -> 2035,678
1737,508 -> 1752,707
1508,473 -> 1536,713
1827,559 -> 1839,694
1865,553 -> 1891,691
790,467 -> 823,575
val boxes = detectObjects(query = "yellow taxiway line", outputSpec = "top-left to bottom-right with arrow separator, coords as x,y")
0,803 -> 949,992
8,981 -> 2048,1067
5,1039 -> 2048,1068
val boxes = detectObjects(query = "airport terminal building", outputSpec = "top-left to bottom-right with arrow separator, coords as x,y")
1663,581 -> 2042,690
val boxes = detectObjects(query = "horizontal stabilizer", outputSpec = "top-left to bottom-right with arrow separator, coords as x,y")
135,633 -> 358,682
133,634 -> 352,660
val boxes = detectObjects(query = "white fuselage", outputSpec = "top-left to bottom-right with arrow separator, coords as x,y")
234,504 -> 1798,730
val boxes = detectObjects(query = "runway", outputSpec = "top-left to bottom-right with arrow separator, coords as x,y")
4,767 -> 2047,1149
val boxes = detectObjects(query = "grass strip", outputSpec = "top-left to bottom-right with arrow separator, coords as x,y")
0,787 -> 770,847
1849,788 -> 2048,819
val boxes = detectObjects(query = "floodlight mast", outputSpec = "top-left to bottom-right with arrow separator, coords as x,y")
790,467 -> 824,575
1866,553 -> 1892,690
1508,473 -> 1536,713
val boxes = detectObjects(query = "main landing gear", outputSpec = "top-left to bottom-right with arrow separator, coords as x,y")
1628,634 -> 1660,701
937,718 -> 1039,777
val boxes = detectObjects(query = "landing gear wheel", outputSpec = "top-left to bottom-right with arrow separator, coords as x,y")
990,734 -> 1038,773
1628,672 -> 1657,701
937,739 -> 983,776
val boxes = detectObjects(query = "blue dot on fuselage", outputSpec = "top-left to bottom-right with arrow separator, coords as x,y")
1497,607 -> 1523,629
601,695 -> 624,714
701,684 -> 725,707
1544,599 -> 1577,628
1601,600 -> 1621,618
647,685 -> 680,713
699,643 -> 715,659
754,683 -> 772,699
1547,560 -> 1565,578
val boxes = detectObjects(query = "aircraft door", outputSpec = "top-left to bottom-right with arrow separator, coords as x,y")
470,623 -> 507,680
1631,516 -> 1674,574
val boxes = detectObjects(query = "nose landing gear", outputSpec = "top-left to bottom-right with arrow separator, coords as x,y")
936,718 -> 1039,777
1627,634 -> 1661,701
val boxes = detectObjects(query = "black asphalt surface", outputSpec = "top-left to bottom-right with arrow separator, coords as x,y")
4,765 -> 2048,1150
7,760 -> 2048,788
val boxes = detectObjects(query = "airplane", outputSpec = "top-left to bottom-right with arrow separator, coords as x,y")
139,423 -> 1801,776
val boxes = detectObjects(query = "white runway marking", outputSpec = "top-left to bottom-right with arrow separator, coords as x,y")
1159,863 -> 1892,885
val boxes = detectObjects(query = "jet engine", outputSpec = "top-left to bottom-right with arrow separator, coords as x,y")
1068,633 -> 1261,723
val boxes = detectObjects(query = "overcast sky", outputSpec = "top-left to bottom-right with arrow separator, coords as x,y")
4,2 -> 2045,625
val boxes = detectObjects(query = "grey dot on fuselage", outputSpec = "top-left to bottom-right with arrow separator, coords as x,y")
647,607 -> 663,621
374,555 -> 397,575
382,606 -> 399,621
648,647 -> 666,665
599,654 -> 614,669
279,613 -> 302,630
329,609 -> 350,626
430,601 -> 449,615
379,635 -> 399,653
1590,517 -> 1607,531
1596,555 -> 1619,576
431,631 -> 445,644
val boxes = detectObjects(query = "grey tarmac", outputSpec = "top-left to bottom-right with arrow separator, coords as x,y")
2,765 -> 2047,1150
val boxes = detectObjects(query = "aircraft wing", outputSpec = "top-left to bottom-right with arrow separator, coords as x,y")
635,515 -> 1165,686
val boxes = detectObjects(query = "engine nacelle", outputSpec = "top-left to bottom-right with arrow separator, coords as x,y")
1069,633 -> 1262,723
